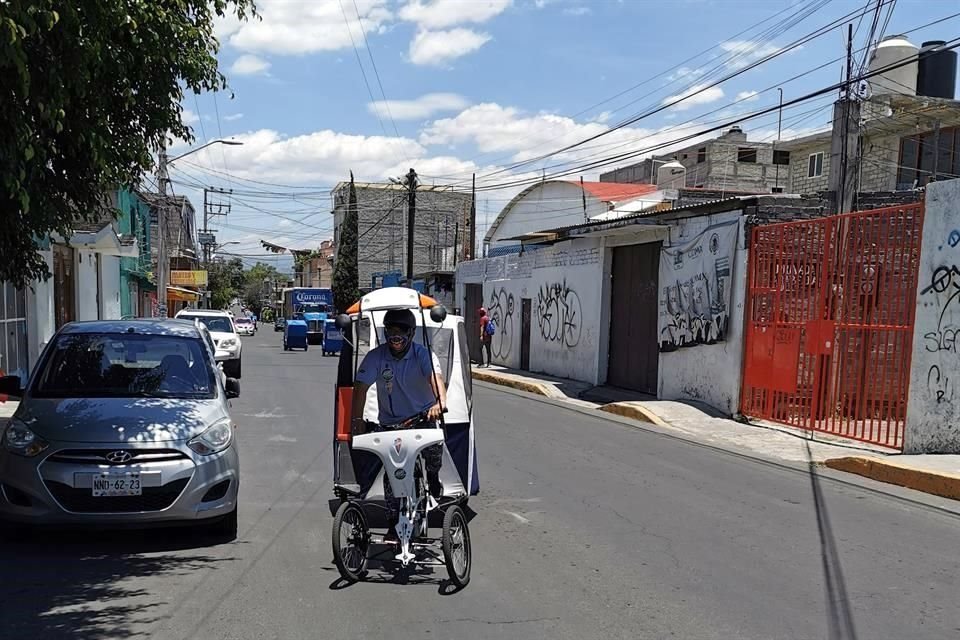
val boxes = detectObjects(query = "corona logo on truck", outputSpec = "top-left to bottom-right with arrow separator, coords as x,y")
282,288 -> 333,345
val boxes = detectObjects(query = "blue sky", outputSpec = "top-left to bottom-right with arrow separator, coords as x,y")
168,0 -> 956,265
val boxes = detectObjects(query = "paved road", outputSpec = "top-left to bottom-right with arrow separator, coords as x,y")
2,330 -> 959,639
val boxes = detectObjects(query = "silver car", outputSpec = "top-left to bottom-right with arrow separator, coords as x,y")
0,320 -> 240,539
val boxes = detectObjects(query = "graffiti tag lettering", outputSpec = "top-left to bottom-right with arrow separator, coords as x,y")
920,264 -> 960,406
536,281 -> 582,348
927,365 -> 954,404
488,288 -> 515,360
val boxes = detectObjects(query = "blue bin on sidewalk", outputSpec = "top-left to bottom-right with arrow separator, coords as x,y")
322,319 -> 344,356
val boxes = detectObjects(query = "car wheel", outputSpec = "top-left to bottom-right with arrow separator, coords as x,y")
205,507 -> 238,541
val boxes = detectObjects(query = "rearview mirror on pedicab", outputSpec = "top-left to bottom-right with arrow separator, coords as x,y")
429,305 -> 447,323
335,314 -> 352,330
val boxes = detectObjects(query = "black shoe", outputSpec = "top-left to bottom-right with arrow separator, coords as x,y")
427,470 -> 443,500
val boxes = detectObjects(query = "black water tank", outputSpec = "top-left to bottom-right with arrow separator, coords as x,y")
917,40 -> 957,99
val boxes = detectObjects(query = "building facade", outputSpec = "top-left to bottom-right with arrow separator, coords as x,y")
600,126 -> 791,194
331,182 -> 472,290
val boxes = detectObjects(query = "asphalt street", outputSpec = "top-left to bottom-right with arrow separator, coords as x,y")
1,330 -> 959,639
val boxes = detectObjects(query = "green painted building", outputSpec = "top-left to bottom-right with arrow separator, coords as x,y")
115,188 -> 154,317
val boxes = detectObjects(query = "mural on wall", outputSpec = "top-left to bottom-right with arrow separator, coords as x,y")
488,287 -> 515,360
536,280 -> 582,348
658,220 -> 738,351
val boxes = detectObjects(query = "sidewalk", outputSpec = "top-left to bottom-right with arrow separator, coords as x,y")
473,365 -> 960,502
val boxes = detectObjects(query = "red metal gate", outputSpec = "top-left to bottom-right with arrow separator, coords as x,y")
740,203 -> 924,450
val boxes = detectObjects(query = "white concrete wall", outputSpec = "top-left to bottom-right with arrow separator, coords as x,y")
657,210 -> 748,415
100,255 -> 122,319
25,250 -> 55,377
76,249 -> 99,320
457,239 -> 606,384
486,182 -> 608,252
905,179 -> 960,453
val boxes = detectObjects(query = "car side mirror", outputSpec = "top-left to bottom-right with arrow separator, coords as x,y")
335,314 -> 352,330
429,305 -> 447,323
0,375 -> 23,398
225,377 -> 241,399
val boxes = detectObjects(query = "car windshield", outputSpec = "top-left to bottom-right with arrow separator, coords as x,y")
236,319 -> 251,325
34,333 -> 216,399
179,315 -> 234,334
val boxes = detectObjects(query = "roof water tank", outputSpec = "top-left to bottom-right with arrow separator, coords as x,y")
868,35 -> 919,96
657,159 -> 686,189
917,40 -> 958,100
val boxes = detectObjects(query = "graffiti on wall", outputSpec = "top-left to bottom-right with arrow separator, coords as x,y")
536,280 -> 582,348
658,221 -> 738,352
920,264 -> 960,405
488,287 -> 515,360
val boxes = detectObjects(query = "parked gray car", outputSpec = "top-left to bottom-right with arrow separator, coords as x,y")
0,320 -> 240,539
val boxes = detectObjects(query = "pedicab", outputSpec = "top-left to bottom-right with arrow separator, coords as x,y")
283,318 -> 309,351
330,287 -> 478,587
321,318 -> 343,356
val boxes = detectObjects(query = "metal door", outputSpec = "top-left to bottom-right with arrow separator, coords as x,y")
464,283 -> 483,363
521,298 -> 531,371
608,243 -> 660,393
740,203 -> 924,450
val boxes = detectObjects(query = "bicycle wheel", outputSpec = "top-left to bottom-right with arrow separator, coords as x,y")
442,505 -> 471,588
332,501 -> 369,582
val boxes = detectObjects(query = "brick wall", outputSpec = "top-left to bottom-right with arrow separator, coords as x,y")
788,142 -> 831,194
334,186 -> 471,288
742,195 -> 831,246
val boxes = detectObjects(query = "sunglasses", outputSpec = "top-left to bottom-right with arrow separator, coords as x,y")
385,325 -> 410,337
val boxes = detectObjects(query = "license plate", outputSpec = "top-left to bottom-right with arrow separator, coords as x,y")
92,472 -> 142,497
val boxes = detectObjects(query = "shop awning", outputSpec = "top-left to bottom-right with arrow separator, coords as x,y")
166,286 -> 202,302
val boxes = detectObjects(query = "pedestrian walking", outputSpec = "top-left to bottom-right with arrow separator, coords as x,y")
478,307 -> 493,367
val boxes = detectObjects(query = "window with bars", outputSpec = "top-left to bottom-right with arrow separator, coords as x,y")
737,147 -> 757,163
0,281 -> 28,380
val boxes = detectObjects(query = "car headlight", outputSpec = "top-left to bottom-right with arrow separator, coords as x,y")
4,419 -> 49,457
220,338 -> 237,347
188,419 -> 234,455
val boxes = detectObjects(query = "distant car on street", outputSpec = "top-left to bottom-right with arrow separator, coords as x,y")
274,317 -> 286,332
234,317 -> 255,336
175,309 -> 243,378
0,320 -> 241,539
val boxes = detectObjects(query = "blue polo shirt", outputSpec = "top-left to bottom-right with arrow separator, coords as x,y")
356,342 -> 442,425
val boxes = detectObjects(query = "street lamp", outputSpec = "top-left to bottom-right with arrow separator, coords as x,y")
155,139 -> 243,317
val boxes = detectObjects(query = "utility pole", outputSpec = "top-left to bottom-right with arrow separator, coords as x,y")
405,168 -> 417,284
202,187 -> 232,266
774,88 -> 783,192
829,24 -> 861,214
580,176 -> 588,222
156,148 -> 170,318
468,173 -> 476,261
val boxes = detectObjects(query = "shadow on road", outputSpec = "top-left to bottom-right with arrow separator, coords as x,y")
805,441 -> 859,640
0,527 -> 236,640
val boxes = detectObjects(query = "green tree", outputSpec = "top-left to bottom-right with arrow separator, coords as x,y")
207,257 -> 244,310
0,0 -> 256,287
332,172 -> 360,313
242,262 -> 281,311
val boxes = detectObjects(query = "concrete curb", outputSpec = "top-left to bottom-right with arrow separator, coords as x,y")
472,369 -> 553,398
823,456 -> 960,502
598,402 -> 669,427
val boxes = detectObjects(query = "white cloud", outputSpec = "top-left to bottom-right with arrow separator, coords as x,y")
562,6 -> 591,16
182,109 -> 200,124
224,113 -> 245,122
593,110 -> 612,124
735,90 -> 760,102
221,0 -> 392,55
662,84 -> 725,111
230,54 -> 271,76
368,93 -> 470,120
719,40 -> 791,69
409,28 -> 491,66
399,0 -> 511,29
419,102 -> 713,168
667,66 -> 703,82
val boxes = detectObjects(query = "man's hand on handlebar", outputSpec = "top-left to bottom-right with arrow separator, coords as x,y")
426,403 -> 444,422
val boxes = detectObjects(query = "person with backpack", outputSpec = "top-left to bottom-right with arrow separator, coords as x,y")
478,307 -> 494,367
